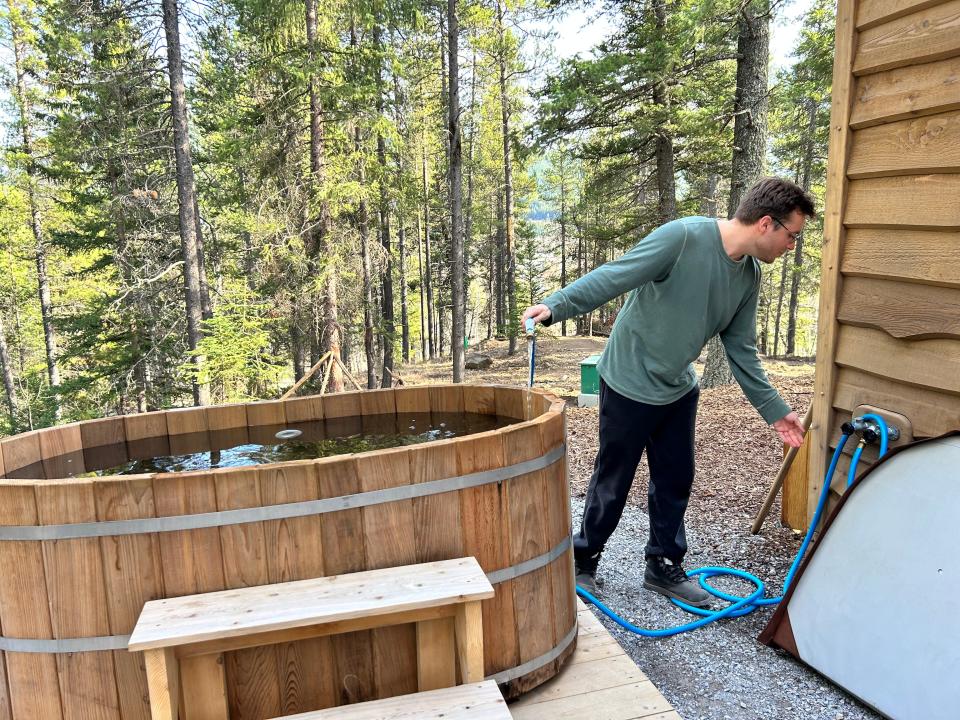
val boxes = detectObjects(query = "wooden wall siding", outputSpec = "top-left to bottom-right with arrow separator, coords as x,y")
836,276 -> 960,339
841,228 -> 960,287
845,175 -> 960,227
835,325 -> 960,395
806,0 -> 859,525
853,0 -> 960,76
847,110 -> 960,177
857,0 -> 946,29
852,56 -> 960,129
834,367 -> 960,437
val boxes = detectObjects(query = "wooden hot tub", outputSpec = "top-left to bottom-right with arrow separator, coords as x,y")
0,384 -> 575,719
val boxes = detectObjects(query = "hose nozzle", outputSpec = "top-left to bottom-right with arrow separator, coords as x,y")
524,318 -> 536,337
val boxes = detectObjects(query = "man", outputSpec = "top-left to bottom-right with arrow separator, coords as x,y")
522,177 -> 812,607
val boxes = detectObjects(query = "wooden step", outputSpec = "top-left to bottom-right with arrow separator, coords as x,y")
128,556 -> 493,651
268,680 -> 511,719
129,557 -> 495,719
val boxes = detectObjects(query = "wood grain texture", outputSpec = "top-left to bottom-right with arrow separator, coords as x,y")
502,423 -> 555,663
128,558 -> 492,652
845,175 -> 960,228
123,412 -> 168,442
79,417 -> 126,449
463,386 -> 496,415
857,0 -> 947,30
837,275 -> 960,339
320,392 -> 362,420
35,482 -> 121,720
807,0 -> 858,526
853,0 -> 960,76
143,649 -> 178,720
832,366 -> 960,437
848,109 -> 960,177
538,411 -> 576,644
0,431 -> 41,475
94,476 -> 163,720
429,385 -> 465,414
152,472 -> 226,598
180,653 -> 229,720
282,396 -> 324,423
265,681 -> 510,720
781,434 -> 812,531
454,602 -> 484,684
393,387 -> 430,413
214,468 -> 282,720
835,323 -> 960,394
40,425 -> 85,479
355,447 -> 418,700
409,441 -> 464,563
259,461 -> 336,716
166,407 -> 208,436
415,617 -> 455,691
206,404 -> 249,431
493,387 -> 525,421
358,389 -> 396,416
456,433 -> 519,676
0,485 -> 63,719
246,401 -> 286,427
852,55 -> 960,129
841,228 -> 960,288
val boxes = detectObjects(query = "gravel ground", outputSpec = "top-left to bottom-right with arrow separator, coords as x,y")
566,380 -> 884,720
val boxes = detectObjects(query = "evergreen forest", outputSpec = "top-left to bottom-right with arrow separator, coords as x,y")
0,0 -> 835,433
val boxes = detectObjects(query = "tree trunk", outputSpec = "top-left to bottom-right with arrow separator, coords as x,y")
464,42 -> 478,348
392,71 -> 410,365
495,194 -> 505,335
306,0 -> 342,392
652,0 -> 676,224
161,0 -> 209,405
0,315 -> 17,430
421,137 -> 436,359
702,0 -> 769,389
375,32 -> 395,388
559,162 -> 568,337
448,0 -> 465,381
787,97 -> 817,356
417,213 -> 427,361
497,0 -> 518,355
8,0 -> 61,420
773,255 -> 788,356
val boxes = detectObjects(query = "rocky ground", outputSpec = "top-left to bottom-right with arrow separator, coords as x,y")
399,333 -> 882,720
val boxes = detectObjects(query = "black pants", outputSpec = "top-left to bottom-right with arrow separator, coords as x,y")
574,378 -> 699,565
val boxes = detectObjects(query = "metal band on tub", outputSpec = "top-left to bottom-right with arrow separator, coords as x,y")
0,443 -> 572,654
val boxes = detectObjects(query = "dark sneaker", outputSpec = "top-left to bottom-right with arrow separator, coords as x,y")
644,556 -> 711,608
575,551 -> 604,596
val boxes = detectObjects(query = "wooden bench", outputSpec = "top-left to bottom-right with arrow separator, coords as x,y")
267,680 -> 511,719
128,557 -> 495,720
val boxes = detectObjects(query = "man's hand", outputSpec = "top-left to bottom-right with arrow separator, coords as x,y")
522,304 -> 552,326
772,411 -> 805,449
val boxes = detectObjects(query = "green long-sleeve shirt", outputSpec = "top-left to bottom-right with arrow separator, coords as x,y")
543,217 -> 790,424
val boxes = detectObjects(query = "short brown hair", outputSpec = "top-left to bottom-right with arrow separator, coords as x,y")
734,177 -> 816,224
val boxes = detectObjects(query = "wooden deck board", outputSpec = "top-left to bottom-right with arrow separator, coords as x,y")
510,600 -> 680,720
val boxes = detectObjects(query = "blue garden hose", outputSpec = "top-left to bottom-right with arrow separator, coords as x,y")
576,421 -> 892,633
522,323 -> 890,634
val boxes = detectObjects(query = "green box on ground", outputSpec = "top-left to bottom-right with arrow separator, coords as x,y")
580,354 -> 602,395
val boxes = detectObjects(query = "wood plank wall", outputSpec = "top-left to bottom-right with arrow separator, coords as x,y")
793,0 -> 960,527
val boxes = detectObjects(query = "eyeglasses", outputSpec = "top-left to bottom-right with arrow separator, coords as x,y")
771,216 -> 803,243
